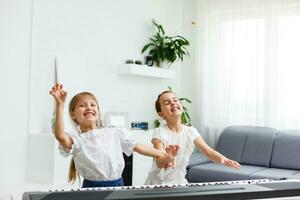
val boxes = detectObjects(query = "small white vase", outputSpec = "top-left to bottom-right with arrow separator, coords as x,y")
159,61 -> 171,68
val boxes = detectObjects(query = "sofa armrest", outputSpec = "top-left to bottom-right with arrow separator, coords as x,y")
187,151 -> 210,169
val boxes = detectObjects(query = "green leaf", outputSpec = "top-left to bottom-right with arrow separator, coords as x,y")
141,19 -> 190,65
179,97 -> 192,103
154,119 -> 160,128
141,43 -> 152,53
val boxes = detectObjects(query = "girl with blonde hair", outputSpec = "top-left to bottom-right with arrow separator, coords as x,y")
50,83 -> 178,188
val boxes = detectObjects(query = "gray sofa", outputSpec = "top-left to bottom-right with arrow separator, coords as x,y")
187,126 -> 300,182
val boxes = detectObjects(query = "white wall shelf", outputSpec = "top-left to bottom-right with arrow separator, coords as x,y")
117,64 -> 176,79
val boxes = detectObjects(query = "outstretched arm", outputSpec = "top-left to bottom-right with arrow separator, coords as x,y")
49,83 -> 73,150
151,139 -> 179,169
194,136 -> 240,169
133,143 -> 175,169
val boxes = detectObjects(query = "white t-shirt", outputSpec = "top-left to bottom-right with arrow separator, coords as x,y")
59,127 -> 137,181
144,124 -> 200,185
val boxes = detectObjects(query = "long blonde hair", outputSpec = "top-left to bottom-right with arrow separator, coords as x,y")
68,92 -> 102,183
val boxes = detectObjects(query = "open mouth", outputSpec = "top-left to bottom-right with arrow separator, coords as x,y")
171,107 -> 180,112
84,111 -> 95,116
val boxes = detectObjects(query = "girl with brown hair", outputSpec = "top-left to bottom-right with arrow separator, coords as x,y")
145,90 -> 240,185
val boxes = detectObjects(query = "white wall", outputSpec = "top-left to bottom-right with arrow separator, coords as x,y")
180,0 -> 198,130
0,0 -> 197,195
29,0 -> 191,134
0,0 -> 32,187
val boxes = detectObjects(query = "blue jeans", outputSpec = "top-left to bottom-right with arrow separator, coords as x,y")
82,177 -> 124,188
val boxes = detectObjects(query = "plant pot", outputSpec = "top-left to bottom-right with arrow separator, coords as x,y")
158,61 -> 171,68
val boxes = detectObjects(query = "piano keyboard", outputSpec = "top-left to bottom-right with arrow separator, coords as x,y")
22,179 -> 300,200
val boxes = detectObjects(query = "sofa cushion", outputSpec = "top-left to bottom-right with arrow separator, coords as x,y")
187,151 -> 210,169
187,162 -> 267,182
271,130 -> 300,170
216,126 -> 248,162
290,172 -> 300,179
186,126 -> 300,183
241,129 -> 277,167
250,168 -> 300,180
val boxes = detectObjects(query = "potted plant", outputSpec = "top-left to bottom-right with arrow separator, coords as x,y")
154,86 -> 192,127
141,19 -> 190,67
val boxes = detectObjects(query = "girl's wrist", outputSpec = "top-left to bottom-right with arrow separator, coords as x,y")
164,152 -> 174,161
56,102 -> 65,107
155,151 -> 166,159
220,158 -> 226,165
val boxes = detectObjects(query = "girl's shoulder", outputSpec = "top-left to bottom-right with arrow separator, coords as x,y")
79,128 -> 101,136
183,125 -> 201,139
79,128 -> 116,139
183,125 -> 198,133
98,127 -> 131,137
153,125 -> 170,137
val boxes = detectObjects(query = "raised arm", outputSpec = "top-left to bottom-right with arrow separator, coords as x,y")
49,83 -> 73,150
194,136 -> 240,169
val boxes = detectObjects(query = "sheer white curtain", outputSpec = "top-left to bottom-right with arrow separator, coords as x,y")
196,0 -> 300,146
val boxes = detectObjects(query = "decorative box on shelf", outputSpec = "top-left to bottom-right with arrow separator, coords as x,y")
117,64 -> 176,79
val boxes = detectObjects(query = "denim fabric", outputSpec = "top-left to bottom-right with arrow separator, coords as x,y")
82,177 -> 124,188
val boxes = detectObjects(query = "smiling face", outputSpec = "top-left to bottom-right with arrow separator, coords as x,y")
69,92 -> 100,131
157,91 -> 183,120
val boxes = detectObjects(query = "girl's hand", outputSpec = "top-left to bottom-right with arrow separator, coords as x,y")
164,144 -> 179,169
222,159 -> 241,169
49,83 -> 67,104
165,144 -> 180,158
165,159 -> 176,169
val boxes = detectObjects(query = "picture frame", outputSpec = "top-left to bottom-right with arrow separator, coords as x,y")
104,111 -> 129,128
